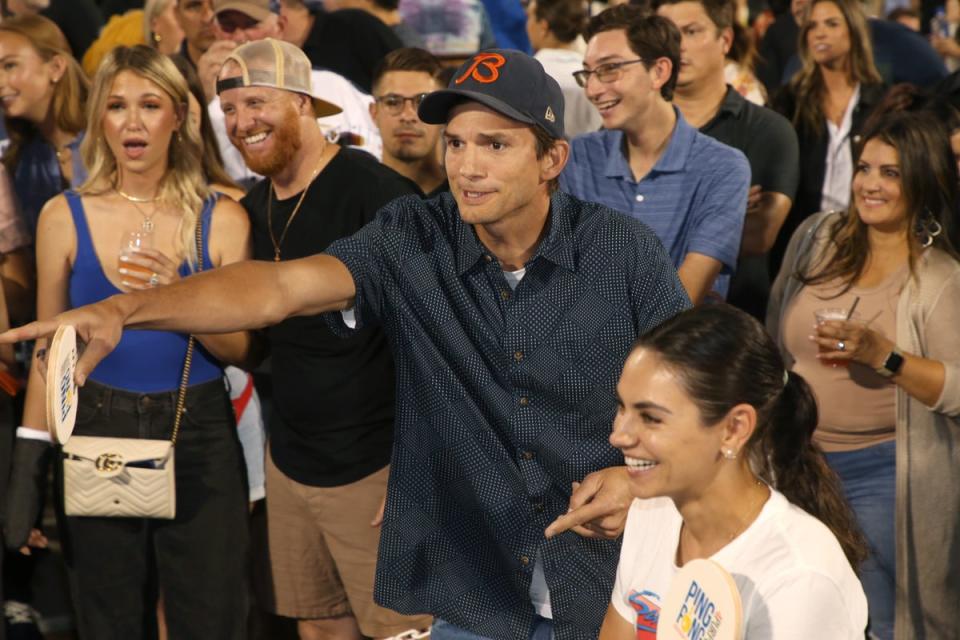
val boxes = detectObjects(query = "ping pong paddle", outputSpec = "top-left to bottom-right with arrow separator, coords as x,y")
45,325 -> 78,444
657,558 -> 743,640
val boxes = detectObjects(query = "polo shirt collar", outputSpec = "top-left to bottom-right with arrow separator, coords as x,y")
717,85 -> 746,118
603,106 -> 695,180
453,192 -> 577,275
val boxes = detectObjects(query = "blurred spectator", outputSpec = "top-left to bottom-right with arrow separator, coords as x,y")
398,0 -> 497,58
280,0 -> 404,91
4,0 -> 105,61
887,6 -> 920,29
322,0 -> 425,46
198,0 -> 382,184
930,0 -> 960,70
756,0 -> 804,93
481,0 -> 532,50
526,0 -> 602,137
724,22 -> 765,103
0,15 -> 89,234
82,0 -> 185,76
174,0 -> 217,70
656,0 -> 799,319
770,0 -> 884,274
369,48 -> 447,195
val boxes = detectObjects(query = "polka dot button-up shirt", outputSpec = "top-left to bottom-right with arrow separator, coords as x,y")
325,191 -> 690,640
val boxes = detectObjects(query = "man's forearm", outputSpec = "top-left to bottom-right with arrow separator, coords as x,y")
115,255 -> 355,334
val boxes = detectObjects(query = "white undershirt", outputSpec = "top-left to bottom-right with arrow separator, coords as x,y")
820,84 -> 861,213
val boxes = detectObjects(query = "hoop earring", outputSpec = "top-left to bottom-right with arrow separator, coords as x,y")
915,208 -> 943,248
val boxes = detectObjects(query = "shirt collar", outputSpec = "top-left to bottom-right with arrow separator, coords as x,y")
716,85 -> 746,119
453,191 -> 577,275
603,106 -> 695,180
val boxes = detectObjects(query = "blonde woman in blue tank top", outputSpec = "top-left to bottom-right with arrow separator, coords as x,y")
6,45 -> 256,640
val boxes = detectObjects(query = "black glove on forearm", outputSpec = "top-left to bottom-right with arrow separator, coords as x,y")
3,438 -> 51,550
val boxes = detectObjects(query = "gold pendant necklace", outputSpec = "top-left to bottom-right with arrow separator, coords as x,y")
116,188 -> 159,233
267,156 -> 327,261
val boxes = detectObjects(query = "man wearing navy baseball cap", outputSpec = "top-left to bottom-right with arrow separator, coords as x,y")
2,50 -> 690,640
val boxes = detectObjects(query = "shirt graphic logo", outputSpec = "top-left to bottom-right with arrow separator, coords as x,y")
455,53 -> 506,84
628,590 -> 661,640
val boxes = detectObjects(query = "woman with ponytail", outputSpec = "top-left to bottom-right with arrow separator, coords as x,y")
599,303 -> 868,640
768,110 -> 960,639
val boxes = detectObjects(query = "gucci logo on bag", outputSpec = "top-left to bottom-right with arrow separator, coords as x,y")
95,452 -> 125,477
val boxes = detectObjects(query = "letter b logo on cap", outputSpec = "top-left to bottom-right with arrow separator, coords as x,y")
455,53 -> 506,85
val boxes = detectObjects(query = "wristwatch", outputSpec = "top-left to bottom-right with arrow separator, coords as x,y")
875,347 -> 905,378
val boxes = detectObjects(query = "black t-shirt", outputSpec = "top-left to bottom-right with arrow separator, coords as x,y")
700,86 -> 800,320
243,148 -> 417,486
303,8 -> 403,93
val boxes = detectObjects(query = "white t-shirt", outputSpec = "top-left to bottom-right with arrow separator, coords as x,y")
612,490 -> 868,639
209,68 -> 382,184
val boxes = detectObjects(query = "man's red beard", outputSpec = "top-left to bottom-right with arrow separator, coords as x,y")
232,107 -> 303,177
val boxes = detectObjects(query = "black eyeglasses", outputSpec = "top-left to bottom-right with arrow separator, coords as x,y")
572,59 -> 645,88
374,93 -> 429,115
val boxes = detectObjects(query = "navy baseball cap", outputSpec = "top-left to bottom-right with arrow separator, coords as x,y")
418,49 -> 565,139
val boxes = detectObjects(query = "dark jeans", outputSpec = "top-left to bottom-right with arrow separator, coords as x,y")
59,378 -> 249,640
825,440 -> 895,640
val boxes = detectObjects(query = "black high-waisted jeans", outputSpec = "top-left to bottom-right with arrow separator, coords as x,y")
58,378 -> 249,640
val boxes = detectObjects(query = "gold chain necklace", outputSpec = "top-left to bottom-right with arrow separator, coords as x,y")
115,188 -> 159,233
267,159 -> 326,262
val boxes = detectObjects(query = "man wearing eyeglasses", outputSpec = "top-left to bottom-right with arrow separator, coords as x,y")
197,0 -> 383,185
559,5 -> 749,305
369,48 -> 447,196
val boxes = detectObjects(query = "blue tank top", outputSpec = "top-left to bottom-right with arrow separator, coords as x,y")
65,190 -> 223,392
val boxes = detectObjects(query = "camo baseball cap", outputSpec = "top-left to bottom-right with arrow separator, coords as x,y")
215,38 -> 342,117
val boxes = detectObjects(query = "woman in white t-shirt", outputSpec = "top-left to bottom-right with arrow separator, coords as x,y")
599,304 -> 869,640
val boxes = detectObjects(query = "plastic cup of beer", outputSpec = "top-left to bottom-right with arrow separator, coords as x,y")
119,230 -> 153,279
814,308 -> 859,367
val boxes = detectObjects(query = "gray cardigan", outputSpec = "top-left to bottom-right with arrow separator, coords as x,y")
767,211 -> 960,639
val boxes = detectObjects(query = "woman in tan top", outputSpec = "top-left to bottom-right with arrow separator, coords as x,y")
767,111 -> 960,639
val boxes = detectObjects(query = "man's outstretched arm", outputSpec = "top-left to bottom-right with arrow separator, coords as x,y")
0,253 -> 357,384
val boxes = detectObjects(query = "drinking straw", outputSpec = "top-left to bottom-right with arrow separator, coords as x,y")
845,296 -> 861,321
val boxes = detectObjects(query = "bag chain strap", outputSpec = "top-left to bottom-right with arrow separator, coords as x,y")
170,213 -> 204,446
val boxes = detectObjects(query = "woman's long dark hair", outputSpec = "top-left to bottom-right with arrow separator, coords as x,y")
800,111 -> 960,293
787,0 -> 882,137
634,304 -> 868,569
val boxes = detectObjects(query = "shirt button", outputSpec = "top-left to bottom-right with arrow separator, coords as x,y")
500,290 -> 510,301
513,351 -> 523,362
520,555 -> 530,566
519,396 -> 530,407
521,451 -> 535,460
533,503 -> 545,514
484,254 -> 492,263
635,194 -> 645,202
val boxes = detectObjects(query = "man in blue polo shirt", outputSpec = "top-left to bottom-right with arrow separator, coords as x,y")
4,46 -> 690,640
560,5 -> 749,303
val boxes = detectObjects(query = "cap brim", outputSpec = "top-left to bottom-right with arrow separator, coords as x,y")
215,1 -> 272,21
419,89 -> 538,128
312,97 -> 342,118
